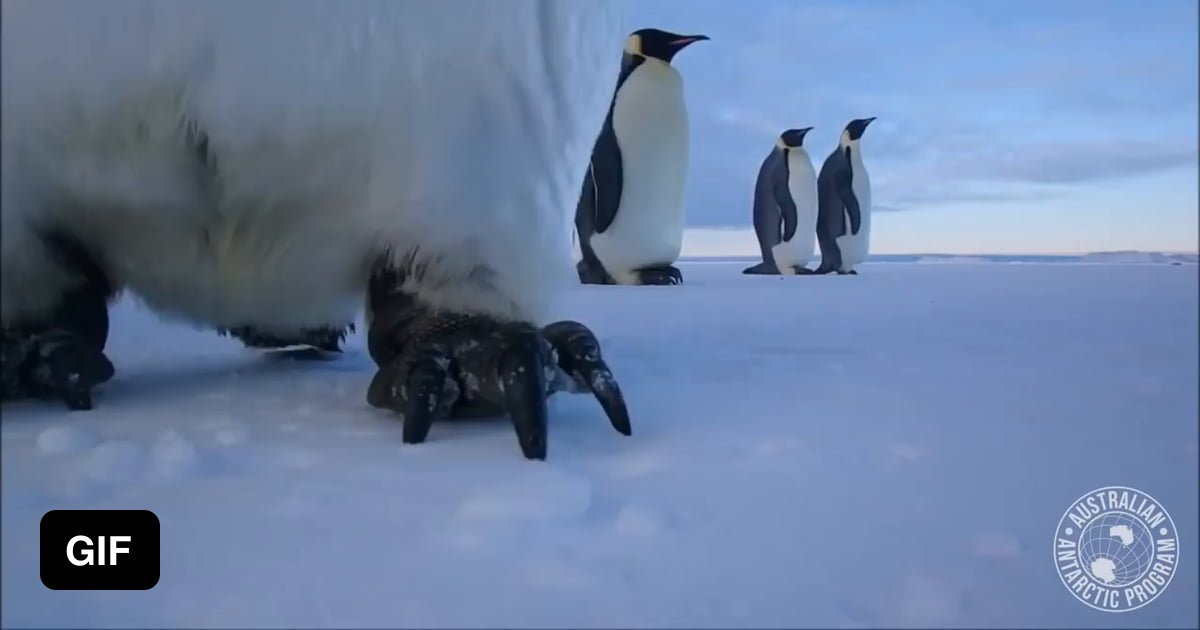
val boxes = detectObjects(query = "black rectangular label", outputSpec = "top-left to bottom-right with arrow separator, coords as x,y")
40,509 -> 160,590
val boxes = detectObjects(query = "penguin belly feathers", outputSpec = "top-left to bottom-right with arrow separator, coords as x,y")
1,0 -> 623,328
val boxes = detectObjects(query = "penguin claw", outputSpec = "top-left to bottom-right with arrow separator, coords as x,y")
542,320 -> 631,437
366,345 -> 460,446
498,330 -> 551,460
365,308 -> 630,459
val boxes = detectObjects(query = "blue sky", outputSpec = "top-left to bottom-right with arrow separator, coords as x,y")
617,0 -> 1199,254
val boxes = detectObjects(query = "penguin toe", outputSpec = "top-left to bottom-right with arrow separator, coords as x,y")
367,343 -> 461,447
495,327 -> 553,460
635,265 -> 684,286
542,319 -> 631,438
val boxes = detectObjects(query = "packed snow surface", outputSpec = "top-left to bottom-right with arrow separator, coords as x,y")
2,261 -> 1197,628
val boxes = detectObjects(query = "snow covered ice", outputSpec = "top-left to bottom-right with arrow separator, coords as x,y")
2,260 -> 1198,628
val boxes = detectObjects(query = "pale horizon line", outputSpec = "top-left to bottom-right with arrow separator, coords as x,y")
679,226 -> 1200,258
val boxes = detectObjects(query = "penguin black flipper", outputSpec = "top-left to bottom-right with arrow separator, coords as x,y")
837,148 -> 862,237
574,163 -> 617,285
587,122 -> 624,235
771,156 -> 799,243
574,55 -> 643,285
585,54 -> 642,235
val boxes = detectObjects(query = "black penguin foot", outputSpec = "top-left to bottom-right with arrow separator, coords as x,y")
742,262 -> 779,275
792,266 -> 816,275
2,328 -> 114,410
635,265 -> 683,286
577,260 -> 615,285
220,323 -> 356,354
366,303 -> 630,461
836,269 -> 858,275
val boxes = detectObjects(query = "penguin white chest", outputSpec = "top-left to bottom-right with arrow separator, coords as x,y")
835,152 -> 872,270
590,60 -> 690,278
773,150 -> 819,273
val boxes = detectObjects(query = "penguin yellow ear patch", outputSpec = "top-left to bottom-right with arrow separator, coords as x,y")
624,34 -> 642,56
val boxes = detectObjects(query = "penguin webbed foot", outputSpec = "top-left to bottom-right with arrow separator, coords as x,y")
792,265 -> 816,275
577,259 -> 616,285
2,328 -> 114,410
366,306 -> 631,461
220,323 -> 355,354
635,265 -> 683,286
742,261 -> 778,275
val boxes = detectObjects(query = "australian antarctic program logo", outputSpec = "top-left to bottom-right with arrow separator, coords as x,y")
1054,485 -> 1179,613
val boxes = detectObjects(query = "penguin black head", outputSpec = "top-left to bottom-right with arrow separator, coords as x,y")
778,127 -> 814,149
844,117 -> 877,142
625,28 -> 710,64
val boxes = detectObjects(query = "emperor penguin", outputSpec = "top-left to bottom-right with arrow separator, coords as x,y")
742,127 -> 819,276
814,117 -> 876,275
1,0 -> 635,461
574,27 -> 709,286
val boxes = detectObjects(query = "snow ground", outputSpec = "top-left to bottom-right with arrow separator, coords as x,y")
2,261 -> 1197,629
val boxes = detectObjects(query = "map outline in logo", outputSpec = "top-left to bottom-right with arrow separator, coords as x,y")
1053,485 -> 1180,613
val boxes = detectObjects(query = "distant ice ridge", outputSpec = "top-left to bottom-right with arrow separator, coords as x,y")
913,256 -> 991,265
1077,251 -> 1199,265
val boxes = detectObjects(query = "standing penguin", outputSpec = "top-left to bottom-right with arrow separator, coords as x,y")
743,127 -> 819,275
575,28 -> 709,286
813,117 -> 876,275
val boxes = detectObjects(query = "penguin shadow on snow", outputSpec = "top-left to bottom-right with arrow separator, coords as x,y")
574,28 -> 709,288
742,118 -> 877,278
